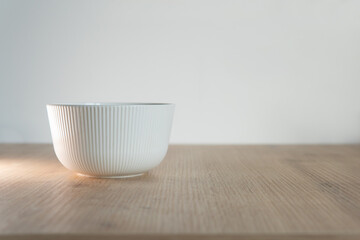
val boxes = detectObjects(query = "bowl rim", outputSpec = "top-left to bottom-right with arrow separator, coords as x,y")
47,102 -> 175,107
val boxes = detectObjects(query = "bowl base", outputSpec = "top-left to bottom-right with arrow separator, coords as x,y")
76,172 -> 144,179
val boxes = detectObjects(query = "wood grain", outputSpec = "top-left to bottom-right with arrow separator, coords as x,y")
0,144 -> 359,240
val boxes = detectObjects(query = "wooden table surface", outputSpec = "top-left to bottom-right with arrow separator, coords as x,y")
0,144 -> 359,240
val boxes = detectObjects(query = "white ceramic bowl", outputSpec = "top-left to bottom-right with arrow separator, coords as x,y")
47,103 -> 175,178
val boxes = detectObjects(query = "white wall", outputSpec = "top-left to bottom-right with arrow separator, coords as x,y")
0,0 -> 360,144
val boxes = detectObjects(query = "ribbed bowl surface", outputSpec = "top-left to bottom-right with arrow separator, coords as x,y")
47,103 -> 174,177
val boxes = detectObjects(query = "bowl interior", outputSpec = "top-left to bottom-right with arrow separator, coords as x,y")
47,103 -> 173,106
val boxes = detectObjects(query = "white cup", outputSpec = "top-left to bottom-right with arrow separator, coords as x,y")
47,103 -> 175,178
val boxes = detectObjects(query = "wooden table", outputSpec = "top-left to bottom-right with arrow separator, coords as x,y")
0,144 -> 359,240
